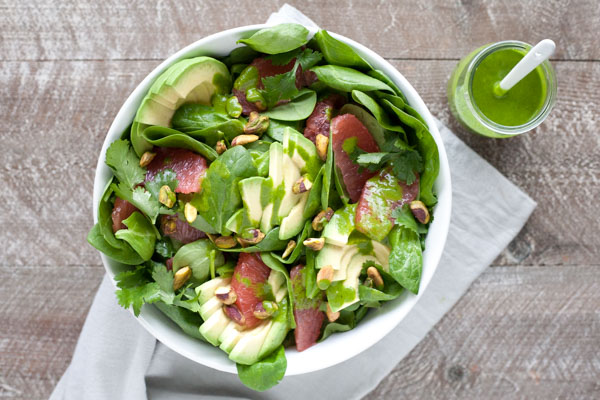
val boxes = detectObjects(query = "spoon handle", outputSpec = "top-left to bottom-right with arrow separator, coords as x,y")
497,39 -> 556,94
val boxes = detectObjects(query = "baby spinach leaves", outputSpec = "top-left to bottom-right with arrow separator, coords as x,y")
171,103 -> 230,132
172,239 -> 224,283
389,226 -> 423,294
310,65 -> 393,93
237,345 -> 287,391
142,126 -> 218,161
114,212 -> 158,261
263,89 -> 317,121
314,30 -> 371,70
154,302 -> 206,341
238,23 -> 309,55
191,146 -> 257,235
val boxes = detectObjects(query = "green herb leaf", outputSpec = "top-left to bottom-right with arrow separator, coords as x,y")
115,212 -> 157,261
237,345 -> 287,391
192,146 -> 258,235
111,183 -> 161,223
87,223 -> 144,265
261,64 -> 300,108
145,169 -> 178,201
105,139 -> 146,189
238,24 -> 309,54
114,266 -> 161,316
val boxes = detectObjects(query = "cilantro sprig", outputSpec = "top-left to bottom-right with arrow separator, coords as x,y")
342,137 -> 423,184
262,48 -> 322,108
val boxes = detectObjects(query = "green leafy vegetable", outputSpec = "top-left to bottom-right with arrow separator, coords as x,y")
351,90 -> 406,134
223,46 -> 259,67
154,237 -> 176,259
237,345 -> 287,391
191,146 -> 257,235
358,262 -> 403,306
111,183 -> 160,223
113,263 -> 175,316
388,226 -> 423,294
142,126 -> 219,161
368,69 -> 406,100
381,99 -> 439,205
238,24 -> 309,54
314,30 -> 371,70
320,305 -> 368,341
87,224 -> 144,265
171,104 -> 229,132
267,47 -> 323,70
172,239 -> 225,284
304,248 -> 320,299
271,221 -> 312,264
145,169 -> 178,203
115,212 -> 157,261
263,89 -> 317,121
261,64 -> 301,108
154,302 -> 206,341
310,65 -> 393,93
105,139 -> 146,189
260,252 -> 296,328
265,119 -> 302,142
303,166 -> 323,219
220,228 -> 287,253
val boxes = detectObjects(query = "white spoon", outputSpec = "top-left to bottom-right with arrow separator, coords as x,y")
493,39 -> 556,97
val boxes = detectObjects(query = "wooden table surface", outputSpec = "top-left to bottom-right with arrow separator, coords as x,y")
1,1 -> 599,398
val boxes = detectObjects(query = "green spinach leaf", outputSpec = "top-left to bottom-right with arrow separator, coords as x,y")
223,46 -> 260,67
368,69 -> 406,100
238,24 -> 309,54
142,126 -> 219,161
115,212 -> 157,261
351,90 -> 406,134
172,239 -> 225,284
237,345 -> 287,391
87,224 -> 144,265
314,30 -> 371,70
388,226 -> 422,294
310,65 -> 393,93
191,146 -> 257,235
171,104 -> 229,131
303,166 -> 323,219
263,89 -> 317,121
271,220 -> 312,264
154,302 -> 205,341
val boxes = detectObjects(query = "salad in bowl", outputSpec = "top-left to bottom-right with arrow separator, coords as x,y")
88,24 -> 449,391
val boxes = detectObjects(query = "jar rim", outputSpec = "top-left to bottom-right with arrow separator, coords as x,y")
465,40 -> 557,136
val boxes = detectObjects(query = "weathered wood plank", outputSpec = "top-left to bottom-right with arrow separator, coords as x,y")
1,266 -> 597,399
1,59 -> 598,267
1,0 -> 599,61
365,265 -> 600,399
0,265 -> 105,399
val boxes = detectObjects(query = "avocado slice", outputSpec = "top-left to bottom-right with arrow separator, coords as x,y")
239,177 -> 267,227
199,308 -> 231,346
219,322 -> 245,353
131,57 -> 232,156
279,192 -> 309,240
282,127 -> 322,179
326,253 -> 380,313
322,204 -> 357,246
196,277 -> 231,306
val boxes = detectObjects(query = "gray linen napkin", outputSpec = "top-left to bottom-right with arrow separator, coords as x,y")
50,118 -> 536,400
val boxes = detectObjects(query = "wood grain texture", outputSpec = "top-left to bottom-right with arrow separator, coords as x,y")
1,60 -> 598,267
365,266 -> 600,399
1,0 -> 599,61
0,265 -> 104,399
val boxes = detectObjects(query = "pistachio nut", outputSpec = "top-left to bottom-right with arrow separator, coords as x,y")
303,237 -> 325,251
173,266 -> 192,291
231,134 -> 259,147
139,151 -> 156,167
409,200 -> 430,224
158,185 -> 176,208
316,134 -> 329,161
215,286 -> 237,305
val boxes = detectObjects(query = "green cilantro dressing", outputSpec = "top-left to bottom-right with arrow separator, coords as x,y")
471,48 -> 546,126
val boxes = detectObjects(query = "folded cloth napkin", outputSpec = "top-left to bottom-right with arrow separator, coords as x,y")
50,115 -> 536,399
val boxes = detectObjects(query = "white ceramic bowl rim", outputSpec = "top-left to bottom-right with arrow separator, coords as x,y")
93,24 -> 452,376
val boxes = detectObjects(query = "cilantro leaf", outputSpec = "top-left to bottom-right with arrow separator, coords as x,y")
261,65 -> 300,108
265,49 -> 298,66
296,48 -> 323,70
114,262 -> 176,316
105,139 -> 146,189
111,182 -> 160,223
389,150 -> 423,185
114,266 -> 162,316
343,137 -> 423,184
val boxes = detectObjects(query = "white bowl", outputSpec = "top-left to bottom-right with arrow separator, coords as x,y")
93,24 -> 452,376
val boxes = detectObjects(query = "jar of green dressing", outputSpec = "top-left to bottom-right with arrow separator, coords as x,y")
448,41 -> 557,138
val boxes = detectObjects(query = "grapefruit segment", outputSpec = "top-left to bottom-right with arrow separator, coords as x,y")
303,94 -> 346,143
111,197 -> 138,233
160,215 -> 206,244
290,265 -> 325,352
231,253 -> 272,329
331,114 -> 380,203
145,147 -> 207,194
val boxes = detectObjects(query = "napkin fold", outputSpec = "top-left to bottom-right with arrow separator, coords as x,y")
50,5 -> 536,399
